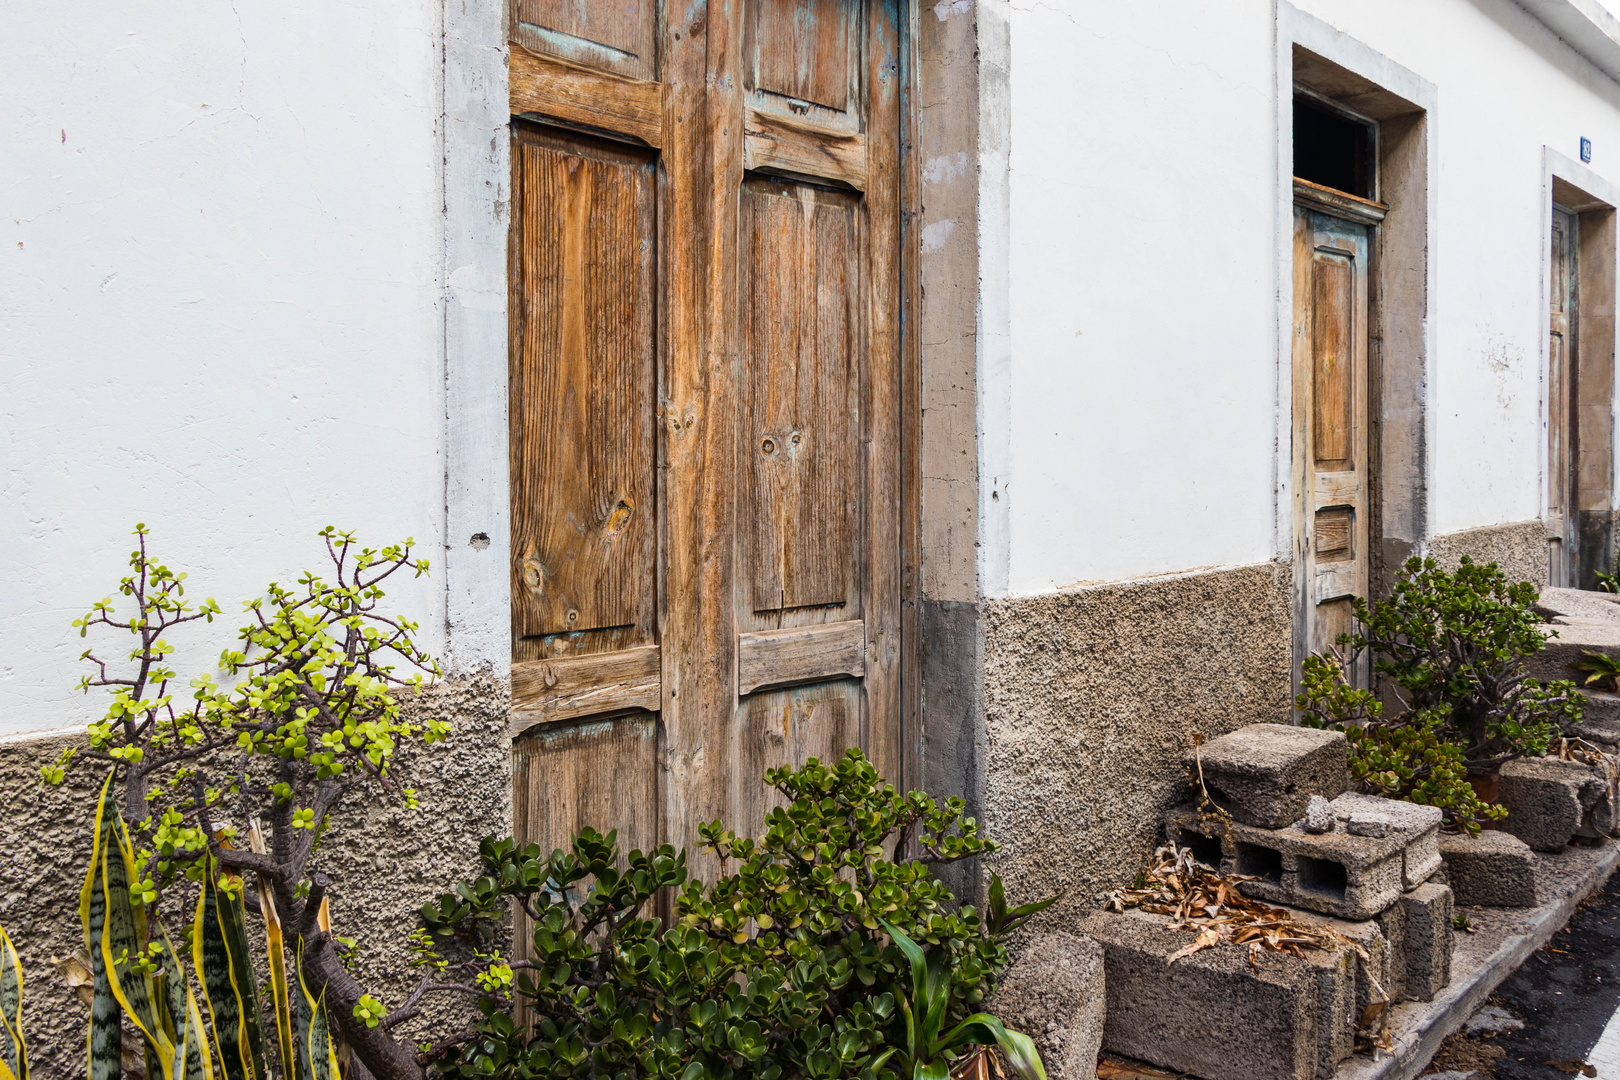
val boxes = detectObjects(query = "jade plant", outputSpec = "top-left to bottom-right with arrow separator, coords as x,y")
412,749 -> 1056,1080
1297,555 -> 1583,830
46,525 -> 450,1078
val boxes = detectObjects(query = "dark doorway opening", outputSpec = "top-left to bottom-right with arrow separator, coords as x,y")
1294,95 -> 1375,198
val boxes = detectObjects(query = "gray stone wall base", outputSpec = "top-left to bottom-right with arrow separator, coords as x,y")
979,561 -> 1293,925
1425,521 -> 1547,587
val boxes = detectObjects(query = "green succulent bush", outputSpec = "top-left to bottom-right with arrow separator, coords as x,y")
414,750 -> 1056,1080
1297,555 -> 1583,831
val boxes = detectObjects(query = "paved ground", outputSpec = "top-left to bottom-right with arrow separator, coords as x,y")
1424,868 -> 1620,1078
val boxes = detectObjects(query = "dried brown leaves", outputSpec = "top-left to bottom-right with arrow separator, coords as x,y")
1106,842 -> 1364,967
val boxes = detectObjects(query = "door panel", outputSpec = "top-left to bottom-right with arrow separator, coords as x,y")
509,126 -> 658,664
507,0 -> 907,871
1293,207 -> 1371,682
734,681 -> 863,840
512,0 -> 658,80
741,179 -> 862,616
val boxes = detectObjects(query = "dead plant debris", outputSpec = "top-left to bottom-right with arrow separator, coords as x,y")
1426,1031 -> 1506,1078
1106,842 -> 1364,966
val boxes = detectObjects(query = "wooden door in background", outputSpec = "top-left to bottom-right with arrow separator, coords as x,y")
1548,207 -> 1579,586
506,0 -> 907,873
1292,204 -> 1372,684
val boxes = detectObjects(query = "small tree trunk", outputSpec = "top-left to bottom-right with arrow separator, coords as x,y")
302,935 -> 425,1080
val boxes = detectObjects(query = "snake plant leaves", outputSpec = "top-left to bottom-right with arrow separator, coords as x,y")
81,773 -> 123,1080
194,856 -> 265,1080
100,792 -> 177,1078
166,976 -> 217,1080
153,929 -> 189,1049
0,923 -> 25,1080
295,943 -> 341,1080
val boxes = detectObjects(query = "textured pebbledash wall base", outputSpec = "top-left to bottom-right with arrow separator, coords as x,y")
978,562 -> 1292,925
0,673 -> 511,1076
1427,520 -> 1548,587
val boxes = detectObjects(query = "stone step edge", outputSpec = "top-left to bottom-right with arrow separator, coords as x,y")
1334,841 -> 1620,1080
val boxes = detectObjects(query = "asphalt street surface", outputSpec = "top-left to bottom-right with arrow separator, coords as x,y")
1445,868 -> 1620,1078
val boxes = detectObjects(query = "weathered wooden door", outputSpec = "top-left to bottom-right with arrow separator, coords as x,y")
1548,207 -> 1579,586
1292,203 -> 1372,683
507,0 -> 907,870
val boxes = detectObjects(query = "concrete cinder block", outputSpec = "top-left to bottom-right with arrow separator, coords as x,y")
988,932 -> 1104,1080
1328,792 -> 1443,888
1186,724 -> 1349,829
1525,617 -> 1620,686
1533,586 -> 1620,623
1167,804 -> 1405,920
1394,883 -> 1455,1001
1282,907 -> 1395,1044
1437,831 -> 1538,907
1078,912 -> 1320,1080
1498,757 -> 1586,851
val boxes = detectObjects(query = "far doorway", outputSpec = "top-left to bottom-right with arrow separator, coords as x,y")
1291,91 -> 1384,686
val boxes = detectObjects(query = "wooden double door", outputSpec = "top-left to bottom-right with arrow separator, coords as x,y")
505,0 -> 908,868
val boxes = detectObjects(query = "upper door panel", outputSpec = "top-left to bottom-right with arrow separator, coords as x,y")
512,0 -> 659,81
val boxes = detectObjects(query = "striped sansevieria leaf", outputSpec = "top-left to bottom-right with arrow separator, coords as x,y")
247,821 -> 296,1080
193,855 -> 266,1080
100,788 -> 177,1078
174,980 -> 217,1080
294,937 -> 342,1080
81,773 -> 123,1080
0,921 -> 27,1080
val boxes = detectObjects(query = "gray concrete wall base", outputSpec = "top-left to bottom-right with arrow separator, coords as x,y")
0,673 -> 511,1076
977,561 -> 1293,924
1426,520 -> 1549,586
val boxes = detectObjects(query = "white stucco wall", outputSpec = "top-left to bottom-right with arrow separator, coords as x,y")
1294,0 -> 1620,537
1001,0 -> 1282,594
996,0 -> 1620,595
2,1 -> 447,737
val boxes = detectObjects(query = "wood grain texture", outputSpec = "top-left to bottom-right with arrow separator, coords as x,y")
733,681 -> 862,841
738,619 -> 865,695
749,0 -> 853,112
1313,507 -> 1353,561
860,0 -> 905,792
1293,178 -> 1388,226
512,0 -> 657,80
512,714 -> 659,979
510,44 -> 665,148
743,111 -> 867,189
1292,208 -> 1371,673
509,125 -> 657,647
898,0 -> 923,799
1311,250 -> 1354,469
1549,209 -> 1575,585
510,646 -> 662,732
658,0 -> 746,878
741,179 -> 861,614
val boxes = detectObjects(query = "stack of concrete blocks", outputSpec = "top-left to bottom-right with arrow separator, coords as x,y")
1081,724 -> 1464,1080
